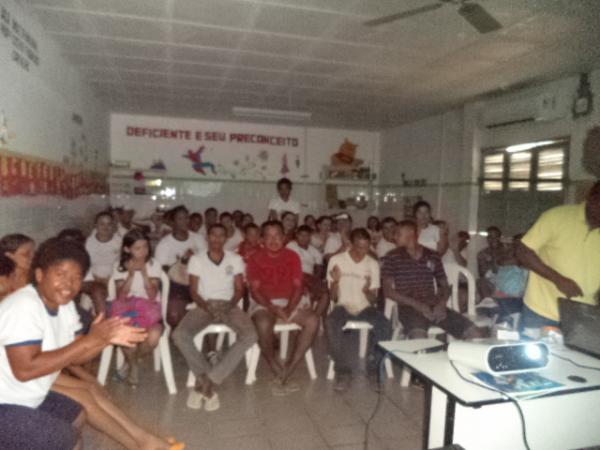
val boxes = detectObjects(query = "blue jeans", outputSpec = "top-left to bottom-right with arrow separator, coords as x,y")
520,304 -> 560,331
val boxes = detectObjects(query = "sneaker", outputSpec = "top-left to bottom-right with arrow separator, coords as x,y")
334,374 -> 351,392
204,393 -> 220,412
186,390 -> 204,410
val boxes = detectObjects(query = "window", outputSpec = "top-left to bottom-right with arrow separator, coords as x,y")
479,138 -> 569,236
480,139 -> 568,193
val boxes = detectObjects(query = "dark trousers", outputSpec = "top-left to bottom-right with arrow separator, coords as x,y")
326,305 -> 392,375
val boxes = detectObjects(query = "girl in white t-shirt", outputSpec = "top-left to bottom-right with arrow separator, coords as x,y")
111,230 -> 163,387
0,238 -> 181,450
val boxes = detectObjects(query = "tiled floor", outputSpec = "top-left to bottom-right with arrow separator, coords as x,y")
83,337 -> 425,450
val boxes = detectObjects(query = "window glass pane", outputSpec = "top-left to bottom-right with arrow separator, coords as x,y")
536,182 -> 563,192
538,148 -> 564,179
483,180 -> 503,192
509,152 -> 531,180
483,153 -> 504,179
508,181 -> 530,191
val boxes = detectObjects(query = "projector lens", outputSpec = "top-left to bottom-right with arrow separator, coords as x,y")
524,343 -> 542,360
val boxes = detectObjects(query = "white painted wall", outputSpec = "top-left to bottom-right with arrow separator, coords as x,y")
0,0 -> 110,240
110,113 -> 380,224
379,68 -> 600,270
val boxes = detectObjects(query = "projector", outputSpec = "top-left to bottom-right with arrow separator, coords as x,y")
447,340 -> 549,374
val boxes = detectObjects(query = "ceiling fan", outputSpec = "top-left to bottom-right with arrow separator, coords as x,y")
363,0 -> 502,34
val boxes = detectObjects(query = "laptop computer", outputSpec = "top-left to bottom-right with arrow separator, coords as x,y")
559,297 -> 600,359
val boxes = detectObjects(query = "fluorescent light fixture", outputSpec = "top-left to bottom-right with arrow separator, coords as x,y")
506,140 -> 556,153
232,106 -> 312,121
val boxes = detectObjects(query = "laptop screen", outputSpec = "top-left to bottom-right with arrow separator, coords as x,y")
559,298 -> 600,359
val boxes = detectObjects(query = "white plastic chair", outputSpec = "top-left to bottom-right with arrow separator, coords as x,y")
325,304 -> 394,380
184,302 -> 254,388
444,263 -> 493,328
97,272 -> 177,395
244,296 -> 318,384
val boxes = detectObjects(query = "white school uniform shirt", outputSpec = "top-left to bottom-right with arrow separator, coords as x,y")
268,196 -> 300,217
418,224 -> 441,252
0,285 -> 82,408
85,232 -> 122,279
224,228 -> 243,252
111,259 -> 162,299
376,238 -> 396,259
155,233 -> 206,268
324,232 -> 343,255
286,241 -> 323,275
327,251 -> 380,315
187,251 -> 244,301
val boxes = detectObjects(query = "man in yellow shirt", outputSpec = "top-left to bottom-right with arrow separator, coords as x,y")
517,181 -> 600,329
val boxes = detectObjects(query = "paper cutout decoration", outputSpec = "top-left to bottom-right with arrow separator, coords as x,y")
183,146 -> 216,175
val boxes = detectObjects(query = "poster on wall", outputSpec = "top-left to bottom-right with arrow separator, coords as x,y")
1,3 -> 40,73
112,114 -> 306,182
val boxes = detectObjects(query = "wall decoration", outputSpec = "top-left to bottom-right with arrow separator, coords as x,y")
183,146 -> 216,175
326,138 -> 373,180
281,153 -> 290,175
0,110 -> 16,148
0,149 -> 108,198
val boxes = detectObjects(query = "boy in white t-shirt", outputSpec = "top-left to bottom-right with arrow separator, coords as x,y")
173,224 -> 257,412
220,212 -> 243,252
326,228 -> 391,391
376,217 -> 397,258
413,200 -> 449,255
155,205 -> 206,328
286,225 -> 329,317
0,238 -> 177,450
268,177 -> 300,220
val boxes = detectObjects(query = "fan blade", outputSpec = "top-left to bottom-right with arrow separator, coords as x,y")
363,3 -> 443,27
458,3 -> 502,33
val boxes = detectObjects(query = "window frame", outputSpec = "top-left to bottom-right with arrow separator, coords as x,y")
480,137 -> 570,194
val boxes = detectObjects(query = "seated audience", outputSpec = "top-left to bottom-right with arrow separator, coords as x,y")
303,214 -> 316,231
111,230 -> 164,387
0,238 -> 181,450
0,253 -> 15,300
287,225 -> 329,317
155,205 -> 206,328
241,213 -> 254,228
238,223 -> 262,263
382,220 -> 482,339
516,180 -> 600,330
311,215 -> 332,253
268,177 -> 300,220
232,209 -> 244,230
173,224 -> 256,412
247,221 -> 319,395
324,213 -> 352,260
454,230 -> 470,267
188,213 -> 203,234
147,211 -> 171,248
114,206 -> 138,237
84,211 -> 121,314
199,207 -> 218,237
367,215 -> 382,248
281,211 -> 299,244
57,228 -> 86,244
477,226 -> 509,298
220,212 -> 243,252
413,201 -> 449,255
493,234 -> 528,326
326,228 -> 391,391
376,217 -> 397,258
0,233 -> 35,296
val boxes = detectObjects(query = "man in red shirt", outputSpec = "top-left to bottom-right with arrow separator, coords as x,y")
247,221 -> 319,395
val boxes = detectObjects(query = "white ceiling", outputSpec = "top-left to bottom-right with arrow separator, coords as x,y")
25,0 -> 600,129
